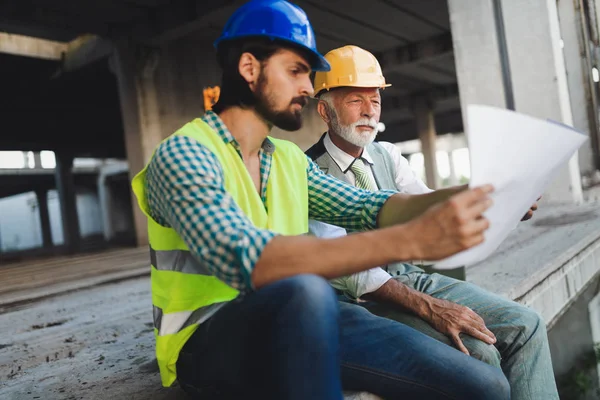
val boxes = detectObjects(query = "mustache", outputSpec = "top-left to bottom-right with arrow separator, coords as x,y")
352,118 -> 378,129
291,96 -> 308,107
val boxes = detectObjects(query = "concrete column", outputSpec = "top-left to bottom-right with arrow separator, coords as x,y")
54,153 -> 81,253
35,188 -> 53,249
449,0 -> 584,204
98,171 -> 114,243
413,96 -> 439,189
33,151 -> 42,169
558,0 -> 600,175
448,150 -> 460,186
110,42 -> 162,247
97,161 -> 129,243
22,151 -> 30,168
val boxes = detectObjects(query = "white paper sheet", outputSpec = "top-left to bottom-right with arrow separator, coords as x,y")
432,104 -> 588,269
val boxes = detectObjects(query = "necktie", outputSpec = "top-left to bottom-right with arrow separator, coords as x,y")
350,158 -> 376,191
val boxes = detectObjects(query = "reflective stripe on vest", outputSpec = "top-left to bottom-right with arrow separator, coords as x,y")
150,248 -> 226,336
150,248 -> 211,275
153,304 -> 225,336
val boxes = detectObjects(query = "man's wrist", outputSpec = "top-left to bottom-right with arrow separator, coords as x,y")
390,224 -> 423,262
413,291 -> 436,320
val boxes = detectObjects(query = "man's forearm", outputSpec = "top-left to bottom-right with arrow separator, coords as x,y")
253,184 -> 492,289
377,185 -> 466,228
252,227 -> 418,289
362,278 -> 433,318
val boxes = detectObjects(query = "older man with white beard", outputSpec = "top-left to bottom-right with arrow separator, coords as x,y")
306,45 -> 559,400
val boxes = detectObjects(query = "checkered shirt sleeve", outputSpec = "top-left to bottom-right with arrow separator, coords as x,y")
144,135 -> 276,292
305,159 -> 397,231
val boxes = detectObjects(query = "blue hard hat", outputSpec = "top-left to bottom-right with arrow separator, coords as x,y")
214,0 -> 330,71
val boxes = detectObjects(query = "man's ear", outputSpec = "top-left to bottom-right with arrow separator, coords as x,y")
238,52 -> 261,89
317,100 -> 331,124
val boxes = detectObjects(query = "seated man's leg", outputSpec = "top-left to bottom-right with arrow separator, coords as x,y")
365,263 -> 501,368
405,270 -> 559,400
176,274 -> 343,400
363,302 -> 502,368
338,302 -> 510,400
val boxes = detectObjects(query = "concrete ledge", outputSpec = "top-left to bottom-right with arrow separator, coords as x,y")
466,202 -> 600,327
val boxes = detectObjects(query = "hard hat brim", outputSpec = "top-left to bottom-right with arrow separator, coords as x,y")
314,82 -> 392,98
214,35 -> 331,72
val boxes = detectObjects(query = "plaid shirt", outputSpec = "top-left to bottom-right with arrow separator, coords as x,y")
145,111 -> 396,292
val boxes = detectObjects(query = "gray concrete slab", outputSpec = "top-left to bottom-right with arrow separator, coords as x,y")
0,277 -> 380,400
465,201 -> 600,326
0,277 -> 183,400
467,202 -> 600,294
2,203 -> 599,399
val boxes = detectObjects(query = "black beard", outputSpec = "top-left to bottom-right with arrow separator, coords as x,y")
253,72 -> 307,131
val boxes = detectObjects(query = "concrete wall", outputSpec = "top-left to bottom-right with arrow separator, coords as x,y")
155,31 -> 222,137
0,189 -> 103,252
0,192 -> 42,251
548,275 -> 600,399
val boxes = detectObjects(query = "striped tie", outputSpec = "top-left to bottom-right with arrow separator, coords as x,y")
350,158 -> 376,191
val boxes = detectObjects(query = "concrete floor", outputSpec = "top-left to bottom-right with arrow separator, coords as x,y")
0,276 -> 382,400
2,202 -> 600,399
0,247 -> 149,310
0,277 -> 185,400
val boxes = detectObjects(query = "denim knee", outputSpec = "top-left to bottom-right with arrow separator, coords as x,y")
269,274 -> 339,321
469,341 -> 502,369
468,366 -> 511,400
515,305 -> 546,341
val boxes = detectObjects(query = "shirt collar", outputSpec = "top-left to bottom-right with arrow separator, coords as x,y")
323,132 -> 374,173
201,110 -> 275,154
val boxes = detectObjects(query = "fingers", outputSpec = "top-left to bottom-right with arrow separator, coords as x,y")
521,210 -> 534,221
452,185 -> 494,208
461,197 -> 493,221
450,333 -> 470,355
454,217 -> 489,249
464,324 -> 496,345
469,313 -> 496,342
481,325 -> 497,343
460,308 -> 496,344
447,185 -> 494,223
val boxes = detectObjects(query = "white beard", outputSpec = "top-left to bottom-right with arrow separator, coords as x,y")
331,116 -> 379,148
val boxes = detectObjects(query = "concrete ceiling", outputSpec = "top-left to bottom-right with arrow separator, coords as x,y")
0,0 -> 461,155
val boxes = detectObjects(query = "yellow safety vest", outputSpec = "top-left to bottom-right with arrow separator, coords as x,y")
131,117 -> 309,386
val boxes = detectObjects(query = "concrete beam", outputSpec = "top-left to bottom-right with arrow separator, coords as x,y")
0,32 -> 67,60
376,32 -> 454,73
141,0 -> 240,46
60,35 -> 113,73
382,83 -> 459,116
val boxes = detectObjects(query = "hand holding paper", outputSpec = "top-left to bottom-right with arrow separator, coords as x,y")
432,105 -> 588,269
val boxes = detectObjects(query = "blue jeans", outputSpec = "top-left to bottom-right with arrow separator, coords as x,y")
176,274 -> 509,399
371,263 -> 559,400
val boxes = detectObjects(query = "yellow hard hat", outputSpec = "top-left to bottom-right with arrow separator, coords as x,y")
313,45 -> 391,97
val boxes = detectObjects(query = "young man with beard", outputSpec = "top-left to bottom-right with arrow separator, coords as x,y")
130,1 -> 511,399
307,45 -> 559,400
